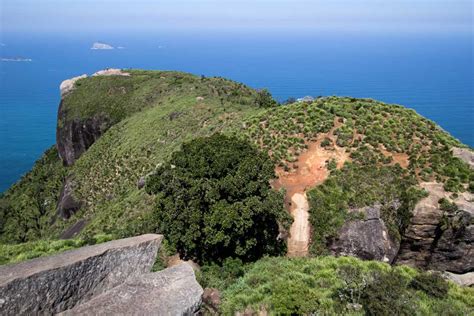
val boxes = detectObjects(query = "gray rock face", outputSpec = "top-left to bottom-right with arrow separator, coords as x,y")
56,176 -> 82,220
429,207 -> 473,273
61,263 -> 203,316
452,147 -> 474,169
0,234 -> 162,315
444,271 -> 474,287
330,205 -> 399,263
396,182 -> 473,273
56,99 -> 111,166
59,74 -> 87,98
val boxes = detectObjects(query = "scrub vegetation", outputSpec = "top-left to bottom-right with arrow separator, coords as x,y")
199,256 -> 473,315
0,71 -> 472,315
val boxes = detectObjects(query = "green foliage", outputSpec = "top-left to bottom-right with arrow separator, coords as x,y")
146,134 -> 291,264
410,272 -> 449,298
307,163 -> 424,254
438,198 -> 458,213
1,71 -> 264,245
361,270 -> 417,316
236,96 -> 471,191
0,147 -> 66,243
0,234 -> 113,265
2,72 -> 472,261
255,88 -> 278,108
219,256 -> 473,315
198,258 -> 248,291
321,137 -> 332,147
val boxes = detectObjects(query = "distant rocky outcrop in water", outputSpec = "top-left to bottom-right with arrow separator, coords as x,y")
90,41 -> 114,50
0,234 -> 203,315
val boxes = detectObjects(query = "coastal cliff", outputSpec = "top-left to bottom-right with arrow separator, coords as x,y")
0,70 -> 473,314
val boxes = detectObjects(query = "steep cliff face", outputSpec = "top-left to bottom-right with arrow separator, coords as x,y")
396,182 -> 473,273
56,100 -> 111,166
56,70 -> 129,166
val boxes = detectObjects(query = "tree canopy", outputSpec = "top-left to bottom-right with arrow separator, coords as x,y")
146,134 -> 290,264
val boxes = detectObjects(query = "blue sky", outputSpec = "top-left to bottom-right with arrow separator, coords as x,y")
1,0 -> 472,34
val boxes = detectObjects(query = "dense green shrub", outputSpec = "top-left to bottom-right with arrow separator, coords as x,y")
255,88 -> 278,108
410,272 -> 449,298
361,270 -> 416,316
146,134 -> 291,264
198,258 -> 248,291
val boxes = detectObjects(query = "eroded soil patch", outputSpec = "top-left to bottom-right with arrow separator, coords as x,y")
272,134 -> 350,257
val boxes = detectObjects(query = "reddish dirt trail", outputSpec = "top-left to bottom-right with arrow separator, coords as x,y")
272,133 -> 350,257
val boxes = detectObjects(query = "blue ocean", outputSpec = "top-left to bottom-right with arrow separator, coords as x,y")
0,32 -> 473,192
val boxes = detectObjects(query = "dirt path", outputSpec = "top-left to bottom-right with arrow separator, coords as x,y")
287,192 -> 310,256
272,123 -> 350,257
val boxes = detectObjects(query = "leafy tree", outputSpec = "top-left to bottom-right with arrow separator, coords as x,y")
146,134 -> 290,264
256,88 -> 278,108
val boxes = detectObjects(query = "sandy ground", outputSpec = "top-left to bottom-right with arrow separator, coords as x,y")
287,193 -> 310,256
272,128 -> 350,257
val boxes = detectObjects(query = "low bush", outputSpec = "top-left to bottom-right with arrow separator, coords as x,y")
410,272 -> 449,298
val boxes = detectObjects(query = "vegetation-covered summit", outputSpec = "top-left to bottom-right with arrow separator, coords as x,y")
1,69 -> 472,314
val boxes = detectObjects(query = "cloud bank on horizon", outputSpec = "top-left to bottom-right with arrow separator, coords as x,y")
1,0 -> 472,34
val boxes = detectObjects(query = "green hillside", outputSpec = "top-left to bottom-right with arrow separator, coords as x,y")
1,70 -> 472,314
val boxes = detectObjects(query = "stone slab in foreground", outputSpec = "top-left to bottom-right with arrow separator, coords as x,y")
0,234 -> 162,315
61,263 -> 203,316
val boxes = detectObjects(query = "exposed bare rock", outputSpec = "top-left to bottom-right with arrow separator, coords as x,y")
396,182 -> 473,273
137,176 -> 146,189
61,263 -> 203,316
0,234 -> 162,315
453,147 -> 474,169
59,74 -> 87,98
330,204 -> 399,263
202,288 -> 221,314
444,271 -> 474,287
56,99 -> 111,165
59,219 -> 87,239
92,68 -> 130,77
56,176 -> 82,220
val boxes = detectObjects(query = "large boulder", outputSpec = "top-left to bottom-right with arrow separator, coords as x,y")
0,234 -> 162,315
330,204 -> 399,263
396,182 -> 473,273
59,74 -> 87,98
61,263 -> 203,315
56,176 -> 82,220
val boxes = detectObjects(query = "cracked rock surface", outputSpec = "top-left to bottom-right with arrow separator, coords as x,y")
61,263 -> 203,316
0,234 -> 162,315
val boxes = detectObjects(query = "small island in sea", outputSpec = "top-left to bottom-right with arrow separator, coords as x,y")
1,57 -> 32,62
90,41 -> 114,50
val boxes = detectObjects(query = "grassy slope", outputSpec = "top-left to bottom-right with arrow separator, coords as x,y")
1,73 -> 472,262
232,97 -> 473,253
1,72 -> 473,314
28,71 -> 262,241
0,147 -> 66,243
217,256 -> 474,315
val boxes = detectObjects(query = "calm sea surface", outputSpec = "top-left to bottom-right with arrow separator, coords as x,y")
0,32 -> 472,192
